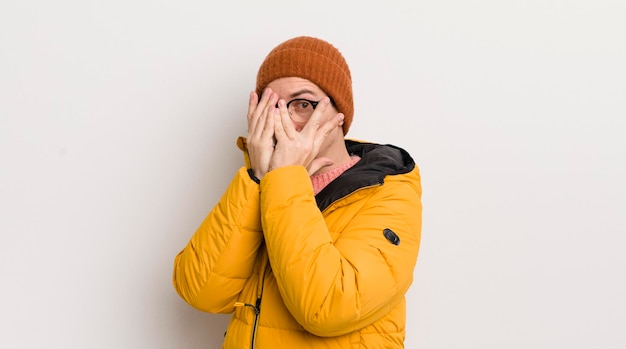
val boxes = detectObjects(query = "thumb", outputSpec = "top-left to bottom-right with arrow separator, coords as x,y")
307,157 -> 334,176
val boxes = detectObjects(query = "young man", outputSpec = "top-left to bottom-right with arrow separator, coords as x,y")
173,36 -> 422,348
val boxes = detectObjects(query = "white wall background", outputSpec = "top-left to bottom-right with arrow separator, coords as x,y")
1,1 -> 625,348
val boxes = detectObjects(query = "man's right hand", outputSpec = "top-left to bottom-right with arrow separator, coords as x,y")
246,88 -> 278,180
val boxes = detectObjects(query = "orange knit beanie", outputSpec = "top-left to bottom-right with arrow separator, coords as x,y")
256,36 -> 354,134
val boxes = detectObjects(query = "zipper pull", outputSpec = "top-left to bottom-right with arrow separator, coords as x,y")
254,297 -> 261,315
234,300 -> 261,315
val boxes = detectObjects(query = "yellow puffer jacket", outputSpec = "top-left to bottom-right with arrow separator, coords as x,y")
173,138 -> 422,348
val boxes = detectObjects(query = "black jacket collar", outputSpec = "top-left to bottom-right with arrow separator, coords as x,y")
315,140 -> 415,211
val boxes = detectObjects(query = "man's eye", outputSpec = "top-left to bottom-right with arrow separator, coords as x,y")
296,101 -> 310,109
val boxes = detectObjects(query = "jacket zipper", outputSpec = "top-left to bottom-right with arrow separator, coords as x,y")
321,181 -> 383,215
233,298 -> 261,348
234,250 -> 269,349
250,259 -> 270,349
234,298 -> 262,349
250,297 -> 261,348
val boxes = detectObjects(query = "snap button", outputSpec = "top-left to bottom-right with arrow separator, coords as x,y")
383,228 -> 400,245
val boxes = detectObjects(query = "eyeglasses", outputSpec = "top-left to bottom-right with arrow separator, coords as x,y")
284,99 -> 321,123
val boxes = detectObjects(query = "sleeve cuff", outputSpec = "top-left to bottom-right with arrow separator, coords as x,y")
247,168 -> 261,184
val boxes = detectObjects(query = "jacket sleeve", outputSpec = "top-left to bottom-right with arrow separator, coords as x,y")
172,167 -> 264,313
260,165 -> 422,337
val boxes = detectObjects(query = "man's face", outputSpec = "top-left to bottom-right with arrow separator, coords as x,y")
265,77 -> 340,132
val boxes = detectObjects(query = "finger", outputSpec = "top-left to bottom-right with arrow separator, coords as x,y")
249,90 -> 270,134
273,107 -> 288,142
258,87 -> 273,106
247,91 -> 258,122
313,113 -> 344,152
262,104 -> 275,140
277,99 -> 297,139
261,92 -> 278,123
251,91 -> 277,138
301,97 -> 331,134
250,89 -> 273,124
247,91 -> 259,133
253,110 -> 269,140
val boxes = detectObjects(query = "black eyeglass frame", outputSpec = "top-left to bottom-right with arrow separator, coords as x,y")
275,97 -> 336,111
281,98 -> 320,111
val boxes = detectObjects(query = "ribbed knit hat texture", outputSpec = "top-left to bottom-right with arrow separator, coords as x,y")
256,36 -> 354,134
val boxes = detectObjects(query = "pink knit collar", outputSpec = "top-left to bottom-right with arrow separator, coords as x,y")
310,155 -> 361,195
